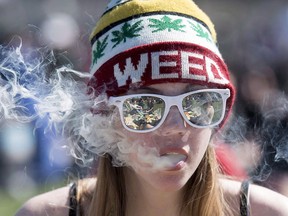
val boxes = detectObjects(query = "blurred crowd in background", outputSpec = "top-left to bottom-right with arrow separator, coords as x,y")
1,0 -> 288,214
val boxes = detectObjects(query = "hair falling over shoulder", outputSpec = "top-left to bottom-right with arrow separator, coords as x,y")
76,147 -> 234,216
181,146 -> 233,216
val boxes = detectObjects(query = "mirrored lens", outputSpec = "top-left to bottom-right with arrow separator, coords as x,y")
122,96 -> 165,130
182,92 -> 223,126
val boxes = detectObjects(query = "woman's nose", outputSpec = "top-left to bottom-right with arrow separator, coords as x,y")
157,106 -> 187,136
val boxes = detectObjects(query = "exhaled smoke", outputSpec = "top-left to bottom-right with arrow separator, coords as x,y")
0,39 -> 160,168
220,92 -> 288,182
254,93 -> 288,178
0,39 -> 197,169
0,39 -> 100,166
0,41 -> 39,124
2,39 -> 288,177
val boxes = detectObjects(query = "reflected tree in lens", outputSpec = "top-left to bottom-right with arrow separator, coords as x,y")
183,92 -> 223,126
123,96 -> 165,130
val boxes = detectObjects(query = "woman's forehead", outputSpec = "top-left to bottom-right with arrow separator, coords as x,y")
127,83 -> 207,95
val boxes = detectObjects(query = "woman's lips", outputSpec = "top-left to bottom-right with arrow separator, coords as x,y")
158,149 -> 188,171
159,148 -> 188,156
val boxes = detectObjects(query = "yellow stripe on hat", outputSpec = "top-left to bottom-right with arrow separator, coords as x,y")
90,0 -> 217,43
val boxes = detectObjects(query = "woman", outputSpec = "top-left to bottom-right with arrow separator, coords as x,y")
15,0 -> 288,215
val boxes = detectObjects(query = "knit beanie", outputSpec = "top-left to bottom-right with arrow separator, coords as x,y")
88,0 -> 235,124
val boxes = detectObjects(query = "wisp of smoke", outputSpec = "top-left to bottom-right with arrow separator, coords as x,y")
221,92 -> 288,182
257,93 -> 288,166
2,37 -> 288,176
2,38 -> 180,168
0,38 -> 109,166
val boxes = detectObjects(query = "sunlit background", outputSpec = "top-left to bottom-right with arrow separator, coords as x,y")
1,0 -> 288,215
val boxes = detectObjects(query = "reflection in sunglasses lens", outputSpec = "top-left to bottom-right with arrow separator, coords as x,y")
183,92 -> 223,126
120,91 -> 224,131
122,96 -> 165,130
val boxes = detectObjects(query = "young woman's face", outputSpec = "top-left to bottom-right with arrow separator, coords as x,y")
112,83 -> 213,192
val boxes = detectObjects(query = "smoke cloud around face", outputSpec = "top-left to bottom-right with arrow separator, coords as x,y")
0,38 -> 164,168
0,38 -> 96,164
1,38 -> 288,181
0,39 -> 201,170
220,92 -> 288,182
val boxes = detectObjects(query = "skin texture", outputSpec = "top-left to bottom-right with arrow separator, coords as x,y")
15,83 -> 288,216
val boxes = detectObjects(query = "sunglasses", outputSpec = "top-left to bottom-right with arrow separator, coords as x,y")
108,88 -> 230,133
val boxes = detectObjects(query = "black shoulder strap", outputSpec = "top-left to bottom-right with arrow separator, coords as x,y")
69,182 -> 78,216
240,180 -> 251,216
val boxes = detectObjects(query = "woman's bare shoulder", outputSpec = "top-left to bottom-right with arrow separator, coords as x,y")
15,185 -> 71,216
15,178 -> 97,216
220,178 -> 288,216
248,182 -> 288,216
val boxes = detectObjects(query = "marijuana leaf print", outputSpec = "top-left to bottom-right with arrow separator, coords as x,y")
93,35 -> 109,65
189,21 -> 212,42
148,16 -> 185,33
111,20 -> 143,48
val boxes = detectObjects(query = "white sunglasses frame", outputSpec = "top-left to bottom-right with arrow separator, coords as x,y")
108,88 -> 230,133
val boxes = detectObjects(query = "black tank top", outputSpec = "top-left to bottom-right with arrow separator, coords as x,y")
69,180 -> 251,216
69,182 -> 78,216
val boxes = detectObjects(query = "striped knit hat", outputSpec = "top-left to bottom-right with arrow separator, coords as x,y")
88,0 -> 235,122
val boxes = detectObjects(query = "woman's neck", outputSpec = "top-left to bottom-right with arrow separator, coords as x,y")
124,168 -> 183,216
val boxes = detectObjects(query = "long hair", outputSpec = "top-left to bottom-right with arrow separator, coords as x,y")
77,146 -> 233,216
181,146 -> 231,215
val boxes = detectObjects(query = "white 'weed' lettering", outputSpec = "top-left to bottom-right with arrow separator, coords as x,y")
205,57 -> 229,84
151,51 -> 179,79
114,54 -> 148,87
181,51 -> 205,81
113,50 -> 229,87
